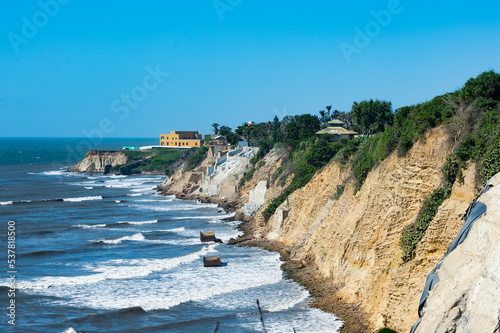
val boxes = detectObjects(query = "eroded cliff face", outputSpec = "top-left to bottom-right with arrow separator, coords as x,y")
69,150 -> 128,173
413,172 -> 500,333
252,126 -> 478,332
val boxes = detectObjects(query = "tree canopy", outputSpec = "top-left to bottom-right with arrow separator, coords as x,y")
351,99 -> 394,136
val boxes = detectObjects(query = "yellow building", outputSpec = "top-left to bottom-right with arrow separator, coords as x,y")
160,131 -> 204,148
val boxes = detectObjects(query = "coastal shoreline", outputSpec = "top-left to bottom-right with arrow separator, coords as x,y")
161,189 -> 369,333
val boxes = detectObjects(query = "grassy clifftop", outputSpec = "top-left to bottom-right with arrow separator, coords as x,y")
109,147 -> 208,175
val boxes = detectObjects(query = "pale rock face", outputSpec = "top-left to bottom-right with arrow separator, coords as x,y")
258,126 -> 478,332
414,173 -> 500,333
70,151 -> 128,172
248,181 -> 268,206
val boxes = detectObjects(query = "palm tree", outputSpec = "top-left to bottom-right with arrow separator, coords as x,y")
319,110 -> 326,118
212,123 -> 220,135
326,105 -> 332,117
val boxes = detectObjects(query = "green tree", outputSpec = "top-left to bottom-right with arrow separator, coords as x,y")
284,114 -> 320,148
461,70 -> 500,102
212,123 -> 220,135
218,125 -> 232,136
326,105 -> 332,117
351,99 -> 393,136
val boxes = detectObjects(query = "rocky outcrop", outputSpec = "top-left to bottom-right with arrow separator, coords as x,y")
251,126 -> 479,332
413,172 -> 500,333
69,150 -> 128,173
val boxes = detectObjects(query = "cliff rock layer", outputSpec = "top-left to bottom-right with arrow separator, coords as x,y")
70,150 -> 128,173
255,126 -> 478,332
414,172 -> 500,333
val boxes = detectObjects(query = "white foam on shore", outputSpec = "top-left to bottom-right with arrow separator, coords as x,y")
144,227 -> 186,234
146,238 -> 201,246
41,170 -> 65,176
63,196 -> 103,202
28,248 -> 281,311
131,203 -> 214,212
0,201 -> 13,205
135,198 -> 173,203
95,233 -> 145,244
265,287 -> 310,312
250,307 -> 342,333
17,245 -> 215,290
118,220 -> 158,226
172,212 -> 235,220
130,187 -> 155,192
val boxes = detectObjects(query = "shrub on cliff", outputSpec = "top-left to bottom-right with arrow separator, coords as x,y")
401,186 -> 452,261
187,146 -> 208,171
399,72 -> 500,262
460,70 -> 500,102
263,138 -> 339,214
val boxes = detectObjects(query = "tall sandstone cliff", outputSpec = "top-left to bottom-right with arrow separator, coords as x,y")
253,126 -> 478,332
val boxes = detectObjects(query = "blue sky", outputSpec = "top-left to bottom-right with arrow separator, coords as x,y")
1,0 -> 499,138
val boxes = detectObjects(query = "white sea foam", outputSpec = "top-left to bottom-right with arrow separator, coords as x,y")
61,328 -> 78,333
164,227 -> 186,233
107,174 -> 127,178
96,233 -> 146,244
76,224 -> 107,229
127,193 -> 142,197
265,286 -> 310,312
114,200 -> 123,203
130,187 -> 155,192
143,227 -> 187,234
41,170 -> 66,176
145,238 -> 201,246
249,307 -> 342,333
18,245 -> 215,290
133,203 -> 217,212
84,187 -> 94,190
63,196 -> 103,202
26,248 -> 281,311
173,212 -> 235,220
118,220 -> 158,225
0,201 -> 13,205
135,198 -> 173,203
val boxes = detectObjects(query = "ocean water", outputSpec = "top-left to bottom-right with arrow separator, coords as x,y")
0,138 -> 341,333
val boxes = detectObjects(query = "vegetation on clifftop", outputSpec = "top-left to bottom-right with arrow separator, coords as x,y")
110,148 -> 197,175
238,71 -> 500,232
400,70 -> 500,261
